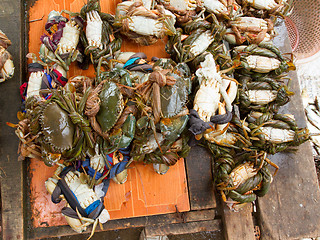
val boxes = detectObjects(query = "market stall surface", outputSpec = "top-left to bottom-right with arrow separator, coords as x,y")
0,0 -> 320,239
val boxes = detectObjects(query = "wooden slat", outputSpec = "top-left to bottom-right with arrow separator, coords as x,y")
30,209 -> 216,239
0,0 -> 25,239
257,20 -> 320,239
222,204 -> 255,240
185,145 -> 216,210
144,220 -> 221,237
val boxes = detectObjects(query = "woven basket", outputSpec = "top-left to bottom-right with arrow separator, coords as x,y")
286,0 -> 320,60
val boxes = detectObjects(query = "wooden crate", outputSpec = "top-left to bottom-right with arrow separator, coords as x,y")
1,0 -> 320,239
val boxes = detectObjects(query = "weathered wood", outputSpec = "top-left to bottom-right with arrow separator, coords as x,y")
185,145 -> 216,210
222,204 -> 256,240
0,0 -> 26,239
144,219 -> 221,237
29,209 -> 216,239
257,20 -> 320,239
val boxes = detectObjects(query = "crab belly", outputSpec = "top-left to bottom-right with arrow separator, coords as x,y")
193,83 -> 220,122
190,31 -> 215,57
260,127 -> 295,143
247,90 -> 278,104
58,21 -> 80,54
246,55 -> 281,73
65,171 -> 99,208
169,0 -> 197,11
230,163 -> 256,188
1,58 -> 14,81
128,16 -> 163,37
245,0 -> 278,10
203,0 -> 227,14
27,71 -> 44,98
86,11 -> 103,49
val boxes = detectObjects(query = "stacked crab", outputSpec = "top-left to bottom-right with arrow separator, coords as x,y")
8,0 -> 310,237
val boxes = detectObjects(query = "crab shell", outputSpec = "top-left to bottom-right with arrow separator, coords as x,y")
96,81 -> 124,133
153,59 -> 190,118
40,101 -> 75,152
0,30 -> 12,49
0,46 -> 14,82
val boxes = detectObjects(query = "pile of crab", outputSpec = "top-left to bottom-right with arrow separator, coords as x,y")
8,0 -> 310,237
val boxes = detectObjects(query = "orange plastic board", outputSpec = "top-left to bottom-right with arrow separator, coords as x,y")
28,0 -> 189,228
30,159 -> 189,228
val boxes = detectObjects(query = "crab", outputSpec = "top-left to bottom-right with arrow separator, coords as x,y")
237,0 -> 293,17
189,54 -> 237,138
0,46 -> 14,83
166,17 -> 225,65
208,143 -> 277,210
237,75 -> 292,113
225,17 -> 274,45
78,0 -> 122,66
232,42 -> 295,76
115,1 -> 176,45
156,0 -> 198,24
45,164 -> 110,239
247,112 -> 310,154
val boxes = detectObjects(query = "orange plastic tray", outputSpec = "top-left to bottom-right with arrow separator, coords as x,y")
28,0 -> 190,228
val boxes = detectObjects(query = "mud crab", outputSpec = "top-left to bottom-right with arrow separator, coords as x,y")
237,0 -> 293,17
0,30 -> 14,83
189,54 -> 238,141
232,42 -> 295,76
40,10 -> 83,71
225,17 -> 274,45
79,0 -> 122,66
156,0 -> 198,24
209,145 -> 277,210
114,1 -> 176,45
166,18 -> 225,64
46,164 -> 110,239
131,58 -> 191,172
247,111 -> 310,154
237,75 -> 292,113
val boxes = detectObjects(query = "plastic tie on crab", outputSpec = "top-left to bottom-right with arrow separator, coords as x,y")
20,82 -> 28,100
28,63 -> 44,73
188,109 -> 233,135
50,69 -> 68,87
81,159 -> 104,180
123,52 -> 153,72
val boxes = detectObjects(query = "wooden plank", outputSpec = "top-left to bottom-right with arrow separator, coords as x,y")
257,20 -> 320,239
30,209 -> 216,239
185,145 -> 216,210
30,160 -> 189,227
144,220 -> 221,237
222,204 -> 255,240
0,0 -> 26,239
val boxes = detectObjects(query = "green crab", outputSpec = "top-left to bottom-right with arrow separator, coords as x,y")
208,143 -> 277,210
247,111 -> 309,154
